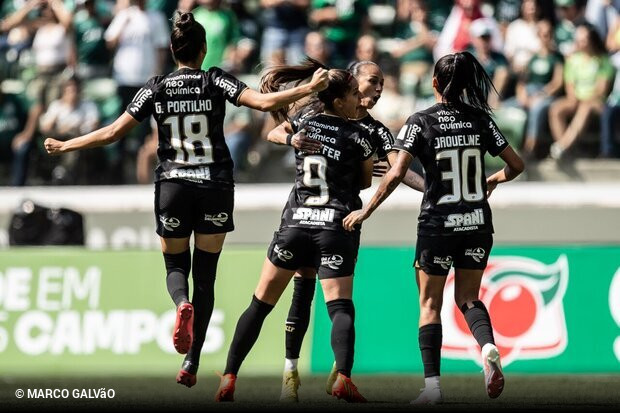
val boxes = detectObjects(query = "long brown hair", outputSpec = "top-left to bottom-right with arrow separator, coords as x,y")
260,57 -> 354,122
170,11 -> 206,64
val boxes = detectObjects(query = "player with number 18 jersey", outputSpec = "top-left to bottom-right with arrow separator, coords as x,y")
127,67 -> 248,235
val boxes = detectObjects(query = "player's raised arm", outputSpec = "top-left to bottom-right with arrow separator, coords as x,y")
44,112 -> 138,155
238,67 -> 328,112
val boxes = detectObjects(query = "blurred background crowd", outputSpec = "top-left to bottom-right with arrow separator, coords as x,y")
0,0 -> 618,185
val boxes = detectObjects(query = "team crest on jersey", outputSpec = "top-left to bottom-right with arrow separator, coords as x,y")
321,255 -> 344,270
204,213 -> 228,227
274,244 -> 293,261
442,255 -> 569,367
159,215 -> 180,231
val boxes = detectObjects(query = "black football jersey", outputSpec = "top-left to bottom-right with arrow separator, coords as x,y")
126,67 -> 248,188
281,111 -> 374,231
356,114 -> 394,160
393,103 -> 510,236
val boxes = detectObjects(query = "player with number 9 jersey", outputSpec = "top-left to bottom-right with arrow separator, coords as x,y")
216,60 -> 373,403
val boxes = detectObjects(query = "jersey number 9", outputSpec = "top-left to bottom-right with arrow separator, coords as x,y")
163,114 -> 213,164
303,155 -> 329,206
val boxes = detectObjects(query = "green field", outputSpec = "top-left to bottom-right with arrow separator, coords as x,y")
1,374 -> 619,411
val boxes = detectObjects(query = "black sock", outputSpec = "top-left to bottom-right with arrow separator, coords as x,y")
224,295 -> 274,375
163,250 -> 191,307
285,277 -> 316,360
183,248 -> 220,370
419,324 -> 442,378
326,298 -> 355,377
461,301 -> 495,348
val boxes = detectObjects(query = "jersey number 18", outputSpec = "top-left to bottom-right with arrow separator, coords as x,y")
163,114 -> 213,164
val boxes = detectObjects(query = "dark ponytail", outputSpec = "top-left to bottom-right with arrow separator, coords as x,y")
433,51 -> 496,114
170,11 -> 206,64
260,57 -> 354,122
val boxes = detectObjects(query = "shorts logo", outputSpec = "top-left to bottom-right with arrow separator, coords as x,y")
274,244 -> 293,261
159,215 -> 180,231
204,212 -> 228,227
321,254 -> 344,270
433,255 -> 453,270
465,247 -> 486,263
285,321 -> 295,333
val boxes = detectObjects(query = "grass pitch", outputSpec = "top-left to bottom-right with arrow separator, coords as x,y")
2,374 -> 619,412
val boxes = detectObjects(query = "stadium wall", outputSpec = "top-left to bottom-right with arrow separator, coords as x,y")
0,246 -> 618,376
0,183 -> 618,376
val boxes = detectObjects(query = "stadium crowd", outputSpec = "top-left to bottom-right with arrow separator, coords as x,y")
0,0 -> 618,185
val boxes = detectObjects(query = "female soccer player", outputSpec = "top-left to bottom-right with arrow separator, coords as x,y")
343,51 -> 524,404
215,59 -> 373,404
267,60 -> 426,402
44,11 -> 328,388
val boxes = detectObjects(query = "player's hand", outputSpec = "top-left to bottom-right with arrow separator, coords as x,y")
373,160 -> 389,177
309,68 -> 329,92
291,129 -> 322,153
343,209 -> 369,231
44,138 -> 65,155
486,177 -> 498,198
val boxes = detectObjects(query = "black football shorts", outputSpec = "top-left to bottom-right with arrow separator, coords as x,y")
414,233 -> 493,276
267,227 -> 360,279
154,179 -> 234,238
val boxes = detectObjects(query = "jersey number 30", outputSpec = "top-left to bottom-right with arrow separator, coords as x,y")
436,148 -> 483,204
163,114 -> 213,164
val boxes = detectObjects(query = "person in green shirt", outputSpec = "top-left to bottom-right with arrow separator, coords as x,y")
310,0 -> 371,68
71,0 -> 110,78
515,20 -> 564,158
549,23 -> 615,160
192,0 -> 241,70
0,84 -> 30,185
391,0 -> 437,96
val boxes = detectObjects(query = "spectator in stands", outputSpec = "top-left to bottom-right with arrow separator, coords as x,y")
104,0 -> 168,182
224,101 -> 255,175
0,72 -> 31,186
225,0 -> 259,74
504,0 -> 543,75
516,19 -> 565,159
434,0 -> 503,60
554,0 -> 587,57
38,76 -> 100,183
304,30 -> 330,65
391,0 -> 436,95
352,34 -> 394,71
601,18 -> 620,158
310,0 -> 371,68
71,0 -> 110,79
5,0 -> 73,185
39,76 -> 99,138
549,23 -> 615,160
193,0 -> 241,70
260,0 -> 309,66
469,18 -> 510,108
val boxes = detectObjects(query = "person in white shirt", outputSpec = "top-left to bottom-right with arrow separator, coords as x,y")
503,0 -> 543,75
104,0 -> 169,182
